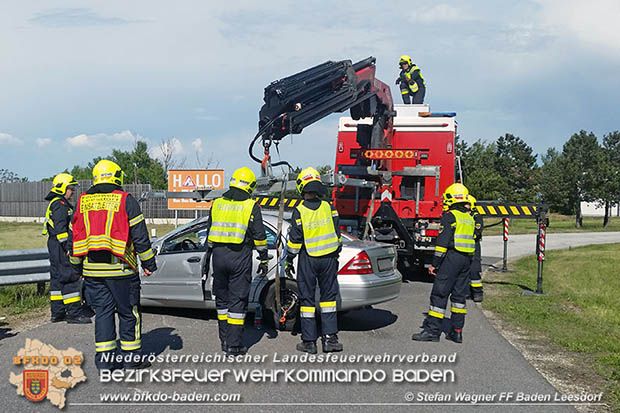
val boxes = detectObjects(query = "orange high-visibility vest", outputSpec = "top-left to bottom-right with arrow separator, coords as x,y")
72,190 -> 135,268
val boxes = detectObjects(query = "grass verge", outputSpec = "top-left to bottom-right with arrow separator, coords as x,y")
482,214 -> 620,236
483,243 -> 620,411
0,222 -> 175,318
0,284 -> 49,316
0,221 -> 175,251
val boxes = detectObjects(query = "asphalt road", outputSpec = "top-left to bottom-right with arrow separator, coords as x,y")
2,232 -> 618,412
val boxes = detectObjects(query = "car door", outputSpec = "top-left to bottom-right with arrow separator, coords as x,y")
141,223 -> 207,304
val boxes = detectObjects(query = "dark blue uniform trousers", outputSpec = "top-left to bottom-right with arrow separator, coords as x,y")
297,251 -> 339,342
212,245 -> 252,348
48,237 -> 82,318
423,250 -> 471,336
84,275 -> 142,369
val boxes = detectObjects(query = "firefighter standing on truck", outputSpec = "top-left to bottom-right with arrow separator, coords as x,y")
396,55 -> 426,104
468,195 -> 484,302
71,160 -> 156,370
285,167 -> 343,354
205,167 -> 269,356
43,173 -> 91,324
413,183 -> 475,343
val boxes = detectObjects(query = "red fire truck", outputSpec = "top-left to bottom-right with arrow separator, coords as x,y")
253,56 -> 461,269
333,104 -> 458,268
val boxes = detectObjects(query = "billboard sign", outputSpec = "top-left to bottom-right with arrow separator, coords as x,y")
167,169 -> 225,210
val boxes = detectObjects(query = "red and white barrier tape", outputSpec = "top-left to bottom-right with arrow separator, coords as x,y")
538,225 -> 546,261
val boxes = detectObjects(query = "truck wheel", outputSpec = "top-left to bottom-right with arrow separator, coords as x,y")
262,280 -> 300,332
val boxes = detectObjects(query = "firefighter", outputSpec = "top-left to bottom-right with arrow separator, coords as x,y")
71,160 -> 156,370
206,167 -> 269,356
468,195 -> 484,302
285,167 -> 343,354
413,183 -> 475,344
395,55 -> 426,104
43,173 -> 91,324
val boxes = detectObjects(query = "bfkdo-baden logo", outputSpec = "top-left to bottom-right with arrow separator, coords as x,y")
24,370 -> 49,402
9,338 -> 86,409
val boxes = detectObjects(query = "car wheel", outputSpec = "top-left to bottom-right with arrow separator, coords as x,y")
262,280 -> 300,332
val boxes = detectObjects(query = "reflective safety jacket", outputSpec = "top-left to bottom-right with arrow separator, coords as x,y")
432,206 -> 475,267
287,199 -> 341,258
400,64 -> 425,93
71,184 -> 156,277
42,193 -> 74,250
208,198 -> 256,244
205,188 -> 269,259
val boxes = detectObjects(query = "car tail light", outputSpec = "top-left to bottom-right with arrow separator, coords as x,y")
425,229 -> 439,237
338,251 -> 373,275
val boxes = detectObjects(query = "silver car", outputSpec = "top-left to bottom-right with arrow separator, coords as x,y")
140,213 -> 402,329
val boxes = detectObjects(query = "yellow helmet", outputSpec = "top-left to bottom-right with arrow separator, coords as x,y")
230,167 -> 257,194
296,167 -> 323,194
443,183 -> 469,208
51,173 -> 78,195
469,195 -> 477,212
399,55 -> 412,66
93,160 -> 124,186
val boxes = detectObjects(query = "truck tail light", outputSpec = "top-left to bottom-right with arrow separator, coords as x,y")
425,229 -> 439,237
338,251 -> 373,275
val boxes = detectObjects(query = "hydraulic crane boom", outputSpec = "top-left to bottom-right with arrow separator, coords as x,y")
250,57 -> 394,171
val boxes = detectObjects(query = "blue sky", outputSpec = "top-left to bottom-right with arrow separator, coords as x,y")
1,1 -> 619,181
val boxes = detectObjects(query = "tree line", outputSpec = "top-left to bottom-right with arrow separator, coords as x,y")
457,131 -> 620,227
5,131 -> 618,227
63,141 -> 168,189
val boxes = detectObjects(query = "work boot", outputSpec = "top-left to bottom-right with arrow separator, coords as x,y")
446,330 -> 463,344
66,315 -> 92,324
472,292 -> 484,303
296,341 -> 317,355
226,346 -> 248,356
50,314 -> 66,323
412,330 -> 440,342
322,334 -> 343,353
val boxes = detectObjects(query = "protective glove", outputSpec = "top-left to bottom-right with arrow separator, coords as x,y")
257,260 -> 269,276
395,77 -> 401,85
285,261 -> 295,278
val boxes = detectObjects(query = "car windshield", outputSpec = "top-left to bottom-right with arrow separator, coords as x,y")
162,218 -> 207,240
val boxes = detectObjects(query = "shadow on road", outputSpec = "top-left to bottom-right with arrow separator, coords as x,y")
399,264 -> 434,284
484,280 -> 533,292
338,307 -> 398,331
243,323 -> 279,350
142,306 -> 217,321
0,321 -> 16,342
142,327 -> 183,355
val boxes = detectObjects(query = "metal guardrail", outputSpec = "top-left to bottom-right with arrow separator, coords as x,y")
0,249 -> 50,293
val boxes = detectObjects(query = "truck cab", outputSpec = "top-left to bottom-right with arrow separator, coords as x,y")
333,104 -> 458,268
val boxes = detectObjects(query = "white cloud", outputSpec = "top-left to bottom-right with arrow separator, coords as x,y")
149,138 -> 184,161
0,132 -> 23,145
36,137 -> 52,147
65,130 -> 143,148
191,138 -> 203,153
536,0 -> 620,58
